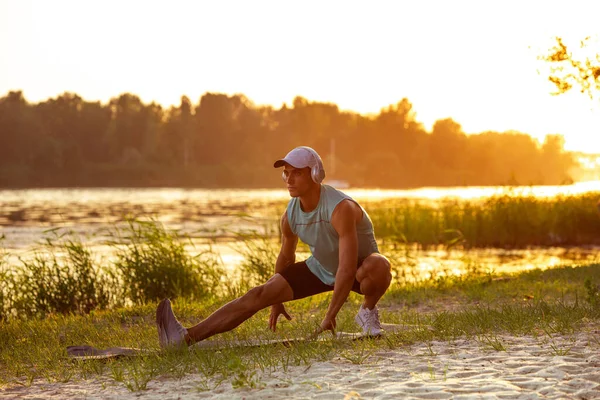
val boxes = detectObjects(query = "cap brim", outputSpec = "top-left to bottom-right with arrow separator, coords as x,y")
274,158 -> 307,168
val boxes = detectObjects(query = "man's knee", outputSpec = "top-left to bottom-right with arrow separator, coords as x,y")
243,275 -> 293,309
240,285 -> 266,312
358,253 -> 392,286
245,284 -> 266,302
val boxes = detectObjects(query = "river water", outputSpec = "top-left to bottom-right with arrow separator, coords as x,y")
1,182 -> 600,279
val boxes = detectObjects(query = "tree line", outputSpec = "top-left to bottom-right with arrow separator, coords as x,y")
0,90 -> 575,188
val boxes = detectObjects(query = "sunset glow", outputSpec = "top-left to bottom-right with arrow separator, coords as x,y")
1,0 -> 599,152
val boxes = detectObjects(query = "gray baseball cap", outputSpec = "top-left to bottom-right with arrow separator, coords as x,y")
273,146 -> 322,169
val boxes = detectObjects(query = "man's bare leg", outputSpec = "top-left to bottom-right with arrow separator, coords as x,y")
185,274 -> 294,343
355,253 -> 392,310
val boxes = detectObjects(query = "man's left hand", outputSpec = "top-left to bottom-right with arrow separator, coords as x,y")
310,316 -> 337,339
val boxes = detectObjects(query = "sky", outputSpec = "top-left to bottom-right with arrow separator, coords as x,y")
1,0 -> 600,153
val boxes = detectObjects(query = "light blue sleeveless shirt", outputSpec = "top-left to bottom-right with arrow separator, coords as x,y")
286,185 -> 379,285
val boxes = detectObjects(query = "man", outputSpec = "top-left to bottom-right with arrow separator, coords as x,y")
156,146 -> 392,347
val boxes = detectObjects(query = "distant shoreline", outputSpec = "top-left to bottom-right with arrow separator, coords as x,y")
1,180 -> 597,191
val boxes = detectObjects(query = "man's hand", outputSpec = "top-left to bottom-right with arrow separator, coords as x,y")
269,303 -> 292,332
310,316 -> 337,339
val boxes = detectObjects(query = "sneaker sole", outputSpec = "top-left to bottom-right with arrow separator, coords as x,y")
156,298 -> 170,347
156,298 -> 188,349
156,298 -> 169,328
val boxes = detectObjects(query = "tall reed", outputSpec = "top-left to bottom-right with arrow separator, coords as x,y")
367,192 -> 600,248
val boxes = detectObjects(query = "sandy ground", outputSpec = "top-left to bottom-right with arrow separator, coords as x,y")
3,328 -> 600,400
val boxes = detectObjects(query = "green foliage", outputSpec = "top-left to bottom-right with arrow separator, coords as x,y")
9,230 -> 112,318
110,219 -> 224,304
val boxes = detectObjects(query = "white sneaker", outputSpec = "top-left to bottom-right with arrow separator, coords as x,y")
156,298 -> 188,348
355,305 -> 383,336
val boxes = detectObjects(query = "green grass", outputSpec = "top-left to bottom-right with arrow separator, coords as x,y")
1,263 -> 600,391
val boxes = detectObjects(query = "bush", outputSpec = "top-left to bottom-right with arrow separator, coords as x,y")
10,230 -> 112,318
110,219 -> 224,304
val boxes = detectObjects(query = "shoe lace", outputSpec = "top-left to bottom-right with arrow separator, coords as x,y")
364,307 -> 381,330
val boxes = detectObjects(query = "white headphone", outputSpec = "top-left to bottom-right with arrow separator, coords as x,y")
281,146 -> 326,184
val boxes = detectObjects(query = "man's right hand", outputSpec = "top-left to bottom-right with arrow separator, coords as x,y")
269,303 -> 292,332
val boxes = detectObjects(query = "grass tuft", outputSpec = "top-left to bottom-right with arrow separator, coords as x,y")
7,229 -> 112,318
108,219 -> 225,304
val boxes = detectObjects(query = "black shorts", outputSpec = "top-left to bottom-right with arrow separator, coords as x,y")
278,260 -> 363,300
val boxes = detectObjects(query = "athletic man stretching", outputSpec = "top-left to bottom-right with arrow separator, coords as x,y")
156,146 -> 392,347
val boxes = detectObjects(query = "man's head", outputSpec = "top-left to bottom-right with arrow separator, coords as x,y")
274,146 -> 325,197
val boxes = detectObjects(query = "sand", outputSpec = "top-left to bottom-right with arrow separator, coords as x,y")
3,327 -> 600,399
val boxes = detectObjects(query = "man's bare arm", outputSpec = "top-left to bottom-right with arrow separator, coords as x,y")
269,211 -> 298,331
320,200 -> 359,333
275,211 -> 298,274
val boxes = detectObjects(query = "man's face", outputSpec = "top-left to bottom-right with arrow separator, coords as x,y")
282,165 -> 313,197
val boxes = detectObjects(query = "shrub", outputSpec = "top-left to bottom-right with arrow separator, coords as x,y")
110,219 -> 224,304
10,230 -> 112,318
